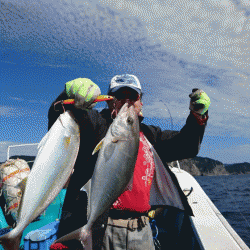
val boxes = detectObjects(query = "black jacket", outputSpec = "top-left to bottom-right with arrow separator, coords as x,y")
48,91 -> 207,222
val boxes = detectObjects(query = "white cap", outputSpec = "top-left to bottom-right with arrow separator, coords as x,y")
108,74 -> 142,95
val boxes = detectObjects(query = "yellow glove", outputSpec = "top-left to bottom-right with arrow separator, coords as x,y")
189,89 -> 211,115
65,78 -> 101,110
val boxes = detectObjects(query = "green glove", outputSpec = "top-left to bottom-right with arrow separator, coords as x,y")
189,89 -> 211,115
65,78 -> 101,109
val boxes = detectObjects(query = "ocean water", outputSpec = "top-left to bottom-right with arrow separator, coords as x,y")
195,174 -> 250,248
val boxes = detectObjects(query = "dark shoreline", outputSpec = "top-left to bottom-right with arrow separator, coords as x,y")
1,155 -> 250,177
169,156 -> 250,176
195,172 -> 250,176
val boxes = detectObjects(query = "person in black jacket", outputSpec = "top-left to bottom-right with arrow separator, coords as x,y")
49,74 -> 210,250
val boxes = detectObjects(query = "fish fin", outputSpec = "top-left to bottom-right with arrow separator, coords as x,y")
92,136 -> 126,155
0,231 -> 22,250
63,136 -> 71,148
80,179 -> 91,219
92,138 -> 104,155
55,226 -> 92,249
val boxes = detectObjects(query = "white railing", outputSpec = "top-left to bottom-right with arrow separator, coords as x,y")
168,161 -> 182,172
176,160 -> 181,172
7,143 -> 39,161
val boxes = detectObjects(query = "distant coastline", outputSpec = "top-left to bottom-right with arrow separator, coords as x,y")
168,156 -> 250,176
1,155 -> 250,177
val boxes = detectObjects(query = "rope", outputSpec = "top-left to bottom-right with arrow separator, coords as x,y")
150,219 -> 161,249
2,168 -> 29,183
0,159 -> 29,217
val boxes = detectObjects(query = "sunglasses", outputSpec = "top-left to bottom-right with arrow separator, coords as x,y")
112,89 -> 140,101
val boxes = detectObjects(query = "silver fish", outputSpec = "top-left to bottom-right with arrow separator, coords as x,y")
0,110 -> 80,250
55,103 -> 140,249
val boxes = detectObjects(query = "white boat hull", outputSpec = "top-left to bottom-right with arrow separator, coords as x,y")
171,167 -> 249,250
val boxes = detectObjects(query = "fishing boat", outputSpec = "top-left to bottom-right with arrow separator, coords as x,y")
0,143 -> 249,250
169,163 -> 249,250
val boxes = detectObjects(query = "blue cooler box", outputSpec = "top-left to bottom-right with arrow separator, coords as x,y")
24,220 -> 59,250
0,189 -> 66,250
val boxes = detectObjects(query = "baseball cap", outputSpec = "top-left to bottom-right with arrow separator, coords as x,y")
108,74 -> 142,95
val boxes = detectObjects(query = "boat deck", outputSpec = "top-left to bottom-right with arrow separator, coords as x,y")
171,167 -> 250,250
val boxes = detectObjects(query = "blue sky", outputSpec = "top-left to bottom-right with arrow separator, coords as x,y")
1,0 -> 250,164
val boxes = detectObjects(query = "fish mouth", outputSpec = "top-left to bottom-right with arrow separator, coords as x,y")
118,103 -> 129,114
110,103 -> 137,140
118,103 -> 137,124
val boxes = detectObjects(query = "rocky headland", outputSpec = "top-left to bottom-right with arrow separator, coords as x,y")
169,157 -> 250,176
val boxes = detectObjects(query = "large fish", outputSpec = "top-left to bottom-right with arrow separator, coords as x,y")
0,110 -> 80,250
54,103 -> 140,249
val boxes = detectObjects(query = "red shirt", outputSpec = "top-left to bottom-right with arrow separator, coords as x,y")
111,131 -> 155,212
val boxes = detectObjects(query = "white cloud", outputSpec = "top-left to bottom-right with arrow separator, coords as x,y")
8,96 -> 48,105
98,0 -> 250,69
0,105 -> 39,117
242,0 -> 250,6
1,0 -> 250,163
0,106 -> 12,117
217,144 -> 250,164
2,0 -> 249,70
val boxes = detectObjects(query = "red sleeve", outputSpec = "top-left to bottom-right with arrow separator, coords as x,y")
191,111 -> 209,126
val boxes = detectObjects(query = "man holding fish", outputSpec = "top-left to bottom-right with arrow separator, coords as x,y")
0,74 -> 210,250
47,74 -> 210,250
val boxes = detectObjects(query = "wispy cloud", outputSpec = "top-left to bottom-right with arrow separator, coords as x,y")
2,0 -> 250,71
212,143 -> 250,164
1,0 -> 250,163
8,96 -> 48,105
98,0 -> 250,70
0,105 -> 39,117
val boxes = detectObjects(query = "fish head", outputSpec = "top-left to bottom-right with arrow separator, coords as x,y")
110,103 -> 140,141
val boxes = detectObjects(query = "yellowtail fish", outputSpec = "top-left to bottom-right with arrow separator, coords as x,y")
0,111 -> 80,250
55,103 -> 140,249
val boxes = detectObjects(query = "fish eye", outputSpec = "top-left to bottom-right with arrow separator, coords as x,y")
127,117 -> 134,125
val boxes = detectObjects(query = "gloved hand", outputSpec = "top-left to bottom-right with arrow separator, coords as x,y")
189,89 -> 211,115
65,78 -> 101,109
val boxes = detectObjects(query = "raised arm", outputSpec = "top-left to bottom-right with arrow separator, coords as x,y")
153,89 -> 210,162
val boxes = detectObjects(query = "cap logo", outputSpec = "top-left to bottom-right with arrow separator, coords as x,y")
117,79 -> 125,83
109,74 -> 142,94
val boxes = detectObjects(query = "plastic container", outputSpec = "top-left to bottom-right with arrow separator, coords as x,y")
0,189 -> 66,250
24,220 -> 59,250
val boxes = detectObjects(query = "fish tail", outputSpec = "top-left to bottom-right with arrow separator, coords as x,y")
55,225 -> 92,250
0,231 -> 22,250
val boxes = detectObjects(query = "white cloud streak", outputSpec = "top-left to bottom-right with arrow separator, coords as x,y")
1,0 -> 250,163
0,105 -> 39,117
